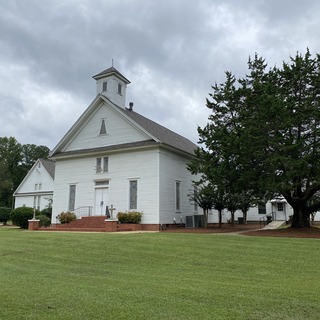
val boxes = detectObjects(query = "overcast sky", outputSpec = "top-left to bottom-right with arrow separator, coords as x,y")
1,0 -> 319,150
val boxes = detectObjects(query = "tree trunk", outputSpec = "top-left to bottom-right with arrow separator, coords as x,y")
203,208 -> 208,228
242,210 -> 247,224
291,206 -> 310,228
218,209 -> 222,228
230,210 -> 235,226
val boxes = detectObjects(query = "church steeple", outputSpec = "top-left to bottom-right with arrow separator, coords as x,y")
92,67 -> 131,109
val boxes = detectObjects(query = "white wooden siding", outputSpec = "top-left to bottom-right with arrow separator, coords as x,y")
96,75 -> 128,108
14,160 -> 54,211
52,148 -> 160,224
158,149 -> 197,224
14,192 -> 53,211
64,103 -> 150,152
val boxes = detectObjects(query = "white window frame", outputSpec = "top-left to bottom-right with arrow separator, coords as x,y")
258,204 -> 267,214
175,181 -> 181,212
129,179 -> 138,210
102,81 -> 107,92
277,203 -> 284,212
68,184 -> 76,211
96,157 -> 109,173
95,180 -> 109,187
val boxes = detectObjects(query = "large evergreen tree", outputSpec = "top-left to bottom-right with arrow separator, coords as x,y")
189,49 -> 320,228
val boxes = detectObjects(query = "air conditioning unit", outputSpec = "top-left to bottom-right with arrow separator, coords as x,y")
185,216 -> 194,228
185,215 -> 204,228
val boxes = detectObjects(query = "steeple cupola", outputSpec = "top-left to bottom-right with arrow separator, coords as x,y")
92,67 -> 131,108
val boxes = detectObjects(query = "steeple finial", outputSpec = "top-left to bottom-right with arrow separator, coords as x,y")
112,59 -> 114,67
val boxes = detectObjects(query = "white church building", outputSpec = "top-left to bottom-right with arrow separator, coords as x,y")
13,158 -> 54,211
48,67 -> 199,229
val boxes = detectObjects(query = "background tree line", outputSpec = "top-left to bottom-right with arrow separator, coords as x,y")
0,137 -> 50,207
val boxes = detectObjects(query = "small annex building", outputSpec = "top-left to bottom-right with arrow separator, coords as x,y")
13,158 -> 55,211
48,67 -> 199,230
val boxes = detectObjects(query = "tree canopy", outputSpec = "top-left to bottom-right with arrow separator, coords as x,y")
0,137 -> 50,207
188,49 -> 320,228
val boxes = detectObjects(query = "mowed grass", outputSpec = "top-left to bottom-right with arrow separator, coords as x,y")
0,228 -> 319,320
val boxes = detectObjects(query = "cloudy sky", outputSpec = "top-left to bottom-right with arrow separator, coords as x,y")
1,0 -> 319,150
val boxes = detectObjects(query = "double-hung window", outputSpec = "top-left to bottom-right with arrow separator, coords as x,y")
258,204 -> 266,214
277,203 -> 284,212
96,157 -> 108,173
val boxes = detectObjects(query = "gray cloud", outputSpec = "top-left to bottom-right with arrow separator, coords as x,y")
1,0 -> 320,149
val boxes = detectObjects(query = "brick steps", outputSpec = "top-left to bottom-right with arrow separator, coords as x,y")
47,216 -> 107,231
43,227 -> 106,232
36,216 -> 160,232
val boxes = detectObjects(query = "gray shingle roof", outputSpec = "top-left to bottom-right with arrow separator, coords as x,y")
51,141 -> 158,157
40,158 -> 55,179
92,67 -> 131,84
119,106 -> 197,155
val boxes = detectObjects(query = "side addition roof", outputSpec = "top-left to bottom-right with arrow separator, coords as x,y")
13,158 -> 55,196
40,158 -> 55,179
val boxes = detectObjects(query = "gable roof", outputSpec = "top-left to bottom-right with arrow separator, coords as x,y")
119,106 -> 197,155
40,158 -> 55,179
50,94 -> 197,157
13,158 -> 55,195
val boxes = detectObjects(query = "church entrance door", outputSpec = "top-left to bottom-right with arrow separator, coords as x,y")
94,188 -> 108,216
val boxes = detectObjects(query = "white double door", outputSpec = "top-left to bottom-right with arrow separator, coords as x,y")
94,188 -> 108,216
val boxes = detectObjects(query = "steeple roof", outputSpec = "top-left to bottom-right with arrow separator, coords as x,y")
92,67 -> 131,84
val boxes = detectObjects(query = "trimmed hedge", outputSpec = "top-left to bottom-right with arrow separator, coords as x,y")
117,211 -> 142,224
36,214 -> 51,228
10,207 -> 40,229
0,207 -> 11,225
56,211 -> 77,224
40,207 -> 52,219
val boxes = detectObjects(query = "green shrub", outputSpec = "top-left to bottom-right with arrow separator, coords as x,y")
41,207 -> 52,219
117,211 -> 142,224
0,207 -> 11,225
56,211 -> 77,224
35,214 -> 51,228
10,207 -> 40,229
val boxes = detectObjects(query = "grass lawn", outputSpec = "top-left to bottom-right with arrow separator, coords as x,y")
0,228 -> 319,320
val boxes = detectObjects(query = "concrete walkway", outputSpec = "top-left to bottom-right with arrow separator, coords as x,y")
263,221 -> 286,230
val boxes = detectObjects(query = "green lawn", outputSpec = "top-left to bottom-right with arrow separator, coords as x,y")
0,228 -> 319,320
